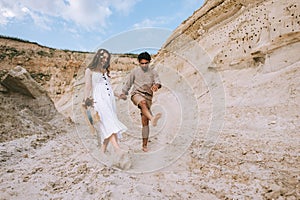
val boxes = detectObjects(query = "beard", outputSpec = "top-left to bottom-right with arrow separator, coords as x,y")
141,66 -> 148,72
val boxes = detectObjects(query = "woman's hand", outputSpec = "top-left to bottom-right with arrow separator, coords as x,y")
84,97 -> 94,108
93,112 -> 101,122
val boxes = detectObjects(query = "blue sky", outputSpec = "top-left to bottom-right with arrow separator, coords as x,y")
0,0 -> 204,53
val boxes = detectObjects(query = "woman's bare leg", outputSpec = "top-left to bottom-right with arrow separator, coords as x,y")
101,138 -> 109,153
109,133 -> 121,153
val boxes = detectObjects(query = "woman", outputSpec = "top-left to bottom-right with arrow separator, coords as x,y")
83,48 -> 127,154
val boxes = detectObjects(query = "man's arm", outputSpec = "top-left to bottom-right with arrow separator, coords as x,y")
119,70 -> 135,100
152,69 -> 161,91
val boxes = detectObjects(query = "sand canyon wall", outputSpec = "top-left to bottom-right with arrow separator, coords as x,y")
0,37 -> 138,101
151,0 -> 299,198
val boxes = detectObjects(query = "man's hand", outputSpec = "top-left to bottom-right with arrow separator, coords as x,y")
151,84 -> 159,92
119,93 -> 127,100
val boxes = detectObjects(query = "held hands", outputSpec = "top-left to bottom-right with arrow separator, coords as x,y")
118,93 -> 127,100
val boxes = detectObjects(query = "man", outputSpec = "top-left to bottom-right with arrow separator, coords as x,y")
119,52 -> 161,152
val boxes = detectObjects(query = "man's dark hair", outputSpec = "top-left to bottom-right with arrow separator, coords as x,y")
138,52 -> 151,62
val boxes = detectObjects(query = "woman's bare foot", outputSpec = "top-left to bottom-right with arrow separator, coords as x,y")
151,113 -> 162,126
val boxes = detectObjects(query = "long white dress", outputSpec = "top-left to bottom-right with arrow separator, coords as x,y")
92,72 -> 127,143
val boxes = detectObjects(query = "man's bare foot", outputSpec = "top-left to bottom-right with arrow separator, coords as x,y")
142,146 -> 148,152
151,113 -> 162,126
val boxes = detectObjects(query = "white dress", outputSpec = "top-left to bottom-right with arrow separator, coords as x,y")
92,72 -> 127,143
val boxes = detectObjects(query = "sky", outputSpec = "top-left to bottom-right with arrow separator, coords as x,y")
0,0 -> 204,53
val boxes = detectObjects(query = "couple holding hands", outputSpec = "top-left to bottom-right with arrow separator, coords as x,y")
83,49 -> 161,154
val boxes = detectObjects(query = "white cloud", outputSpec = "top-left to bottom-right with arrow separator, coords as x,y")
2,8 -> 15,18
0,0 -> 138,30
23,8 -> 52,30
0,1 -> 26,25
110,0 -> 140,15
133,17 -> 169,29
62,0 -> 112,29
22,0 -> 66,16
0,8 -> 12,25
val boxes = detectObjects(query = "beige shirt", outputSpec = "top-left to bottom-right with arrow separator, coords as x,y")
122,66 -> 161,100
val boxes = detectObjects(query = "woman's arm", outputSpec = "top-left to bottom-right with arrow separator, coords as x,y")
84,68 -> 93,101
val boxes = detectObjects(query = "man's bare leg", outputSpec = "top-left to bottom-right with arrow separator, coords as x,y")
141,113 -> 150,152
151,113 -> 162,126
139,100 -> 161,127
139,101 -> 152,119
142,124 -> 149,152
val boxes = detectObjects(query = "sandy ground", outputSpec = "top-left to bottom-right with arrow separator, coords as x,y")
0,63 -> 299,199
